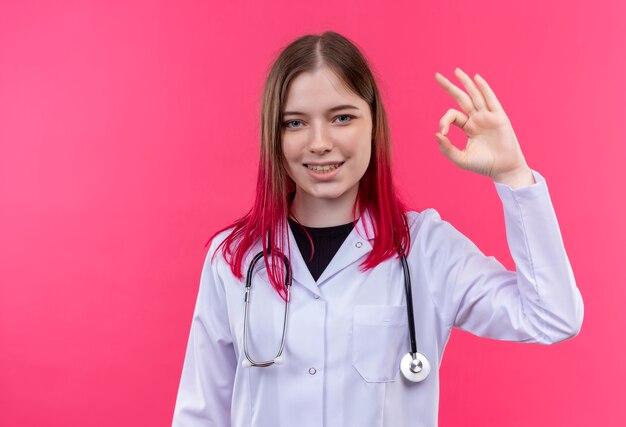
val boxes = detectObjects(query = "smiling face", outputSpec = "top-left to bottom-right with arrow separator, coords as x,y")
281,66 -> 373,218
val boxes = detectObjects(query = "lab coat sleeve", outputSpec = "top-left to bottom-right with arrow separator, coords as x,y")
421,169 -> 584,344
172,237 -> 237,426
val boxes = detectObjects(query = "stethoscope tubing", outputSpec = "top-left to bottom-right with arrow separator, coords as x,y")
242,244 -> 429,382
243,248 -> 292,367
400,253 -> 418,356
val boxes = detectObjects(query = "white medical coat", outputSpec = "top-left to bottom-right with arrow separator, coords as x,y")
172,169 -> 584,427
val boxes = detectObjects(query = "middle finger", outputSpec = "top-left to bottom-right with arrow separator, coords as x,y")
454,68 -> 487,112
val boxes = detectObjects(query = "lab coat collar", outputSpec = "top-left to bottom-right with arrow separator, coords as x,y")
284,208 -> 377,296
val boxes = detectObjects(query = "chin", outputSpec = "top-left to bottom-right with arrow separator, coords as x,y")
316,193 -> 346,200
307,186 -> 353,201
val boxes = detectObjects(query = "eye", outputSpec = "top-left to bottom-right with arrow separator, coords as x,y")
283,120 -> 302,129
335,114 -> 354,124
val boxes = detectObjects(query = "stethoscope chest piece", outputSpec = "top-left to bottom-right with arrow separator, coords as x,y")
400,352 -> 431,383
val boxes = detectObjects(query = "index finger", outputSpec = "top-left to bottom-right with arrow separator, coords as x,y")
434,72 -> 475,114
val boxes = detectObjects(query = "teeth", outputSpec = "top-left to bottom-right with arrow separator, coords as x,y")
307,163 -> 342,172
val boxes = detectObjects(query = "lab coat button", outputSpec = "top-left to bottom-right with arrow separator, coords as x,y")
309,367 -> 317,375
314,295 -> 320,299
355,241 -> 363,248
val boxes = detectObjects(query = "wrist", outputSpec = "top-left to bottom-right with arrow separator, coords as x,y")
493,166 -> 535,189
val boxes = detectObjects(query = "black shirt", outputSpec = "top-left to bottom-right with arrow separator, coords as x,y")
288,217 -> 355,282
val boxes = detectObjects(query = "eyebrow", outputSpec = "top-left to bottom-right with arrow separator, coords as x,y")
282,104 -> 360,116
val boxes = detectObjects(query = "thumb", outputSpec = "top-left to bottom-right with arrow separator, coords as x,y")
435,132 -> 465,169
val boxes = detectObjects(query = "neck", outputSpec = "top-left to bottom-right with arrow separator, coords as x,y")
290,187 -> 359,227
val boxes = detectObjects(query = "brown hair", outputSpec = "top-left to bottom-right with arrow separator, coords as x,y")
211,31 -> 410,300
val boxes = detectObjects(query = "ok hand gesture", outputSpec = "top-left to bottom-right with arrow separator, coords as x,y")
434,68 -> 535,188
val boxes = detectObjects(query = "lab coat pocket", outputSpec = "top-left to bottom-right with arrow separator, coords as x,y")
351,305 -> 406,383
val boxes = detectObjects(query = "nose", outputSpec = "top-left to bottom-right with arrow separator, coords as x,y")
308,122 -> 332,154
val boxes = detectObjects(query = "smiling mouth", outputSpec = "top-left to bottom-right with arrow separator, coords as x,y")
304,162 -> 344,173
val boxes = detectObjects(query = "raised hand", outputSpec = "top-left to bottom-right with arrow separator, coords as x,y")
434,68 -> 535,188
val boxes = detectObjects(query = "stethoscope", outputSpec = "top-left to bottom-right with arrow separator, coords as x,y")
241,244 -> 431,383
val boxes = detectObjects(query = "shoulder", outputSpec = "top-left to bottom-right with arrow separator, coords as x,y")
201,225 -> 238,273
404,208 -> 469,253
208,226 -> 237,254
405,208 -> 446,232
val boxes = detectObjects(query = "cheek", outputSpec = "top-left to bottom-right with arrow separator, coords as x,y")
359,156 -> 372,179
281,136 -> 301,162
280,154 -> 295,179
280,151 -> 301,182
281,140 -> 294,164
356,140 -> 373,172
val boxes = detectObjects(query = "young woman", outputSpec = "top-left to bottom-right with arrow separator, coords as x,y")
172,31 -> 584,427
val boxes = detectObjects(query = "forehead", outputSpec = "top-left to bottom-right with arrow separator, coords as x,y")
283,67 -> 365,111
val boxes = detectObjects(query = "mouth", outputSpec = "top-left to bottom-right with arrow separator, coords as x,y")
303,162 -> 345,174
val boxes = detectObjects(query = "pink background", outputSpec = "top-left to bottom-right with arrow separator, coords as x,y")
1,0 -> 623,425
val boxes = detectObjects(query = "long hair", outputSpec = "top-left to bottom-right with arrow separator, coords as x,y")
207,31 -> 411,301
